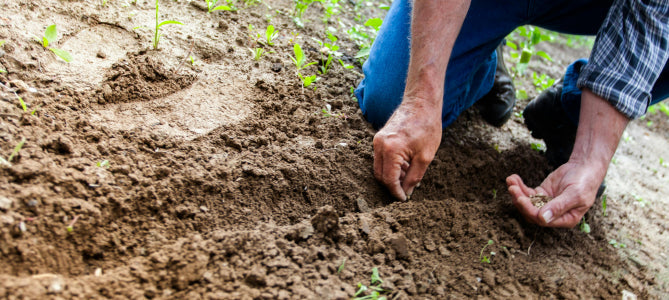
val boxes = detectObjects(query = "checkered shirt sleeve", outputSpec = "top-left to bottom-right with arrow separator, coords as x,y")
577,0 -> 669,119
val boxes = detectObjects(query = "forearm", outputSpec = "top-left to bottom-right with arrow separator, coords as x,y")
403,0 -> 470,110
570,89 -> 629,174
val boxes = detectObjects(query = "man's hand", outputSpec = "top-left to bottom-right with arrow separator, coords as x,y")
373,98 -> 442,200
372,0 -> 470,200
507,89 -> 629,227
506,162 -> 602,227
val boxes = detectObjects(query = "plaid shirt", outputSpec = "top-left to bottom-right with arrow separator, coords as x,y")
577,0 -> 669,119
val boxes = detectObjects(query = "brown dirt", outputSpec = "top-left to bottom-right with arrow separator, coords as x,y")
0,0 -> 664,299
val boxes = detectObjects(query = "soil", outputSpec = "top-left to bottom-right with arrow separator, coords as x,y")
0,0 -> 667,299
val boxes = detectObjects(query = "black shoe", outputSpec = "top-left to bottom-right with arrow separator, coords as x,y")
524,84 -> 606,198
476,43 -> 517,127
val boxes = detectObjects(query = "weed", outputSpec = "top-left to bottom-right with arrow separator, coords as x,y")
579,217 -> 591,233
609,239 -> 626,248
152,0 -> 183,49
249,47 -> 265,60
480,240 -> 494,263
353,267 -> 387,300
265,25 -> 278,46
37,25 -> 72,62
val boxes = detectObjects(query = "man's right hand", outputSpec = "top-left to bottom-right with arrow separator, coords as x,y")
373,97 -> 442,200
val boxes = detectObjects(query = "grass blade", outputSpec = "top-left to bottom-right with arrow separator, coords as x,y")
157,20 -> 183,28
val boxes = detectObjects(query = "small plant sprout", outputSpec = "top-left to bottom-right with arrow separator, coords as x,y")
609,239 -> 627,249
601,194 -> 608,216
337,258 -> 346,273
265,25 -> 278,46
37,25 -> 72,62
293,0 -> 319,27
6,138 -> 26,164
479,240 -> 494,263
298,73 -> 318,88
205,0 -> 234,12
289,43 -> 316,72
97,160 -> 111,168
152,0 -> 183,50
66,215 -> 80,233
579,217 -> 591,233
353,267 -> 387,300
532,72 -> 556,93
530,142 -> 546,152
505,26 -> 553,75
249,47 -> 265,60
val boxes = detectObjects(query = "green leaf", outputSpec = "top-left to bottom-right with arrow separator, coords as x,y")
0,69 -> 6,73
371,267 -> 383,285
44,24 -> 57,45
49,48 -> 72,62
0,40 -> 5,47
7,138 -> 25,162
505,40 -> 517,50
519,48 -> 532,64
42,36 -> 49,48
536,50 -> 552,62
354,46 -> 371,59
379,4 -> 390,10
157,20 -> 183,28
18,95 -> 27,111
212,5 -> 232,11
364,18 -> 383,31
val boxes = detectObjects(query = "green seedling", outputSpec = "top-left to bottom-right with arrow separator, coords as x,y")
350,18 -> 382,63
265,25 -> 278,46
205,0 -> 234,12
531,142 -> 546,152
152,0 -> 183,49
339,59 -> 353,70
480,240 -> 494,263
337,258 -> 346,273
17,93 -> 27,112
321,0 -> 341,23
7,138 -> 26,163
506,26 -> 553,75
293,0 -> 318,27
289,43 -> 316,72
532,72 -> 555,93
314,32 -> 340,74
66,215 -> 80,233
37,25 -> 72,62
579,217 -> 591,233
609,239 -> 626,248
97,160 -> 111,168
353,267 -> 387,300
249,47 -> 264,60
601,194 -> 608,217
298,73 -> 318,88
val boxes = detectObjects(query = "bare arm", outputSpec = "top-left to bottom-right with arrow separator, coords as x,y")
374,0 -> 471,200
507,89 -> 629,227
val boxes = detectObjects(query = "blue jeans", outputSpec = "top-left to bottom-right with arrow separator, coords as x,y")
355,0 -> 669,129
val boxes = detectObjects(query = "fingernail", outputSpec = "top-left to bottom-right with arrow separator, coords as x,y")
406,188 -> 414,201
542,210 -> 554,223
